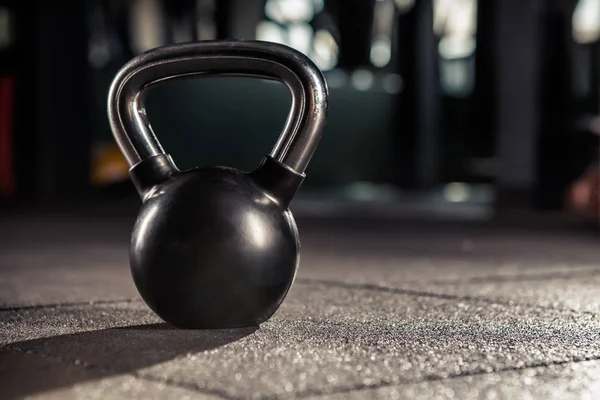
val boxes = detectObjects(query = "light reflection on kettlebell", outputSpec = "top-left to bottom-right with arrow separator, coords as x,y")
131,201 -> 160,256
244,212 -> 271,250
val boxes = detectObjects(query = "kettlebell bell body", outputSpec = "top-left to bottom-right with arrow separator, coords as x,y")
107,40 -> 328,329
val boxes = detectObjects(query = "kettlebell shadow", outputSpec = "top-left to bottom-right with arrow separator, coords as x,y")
0,322 -> 257,399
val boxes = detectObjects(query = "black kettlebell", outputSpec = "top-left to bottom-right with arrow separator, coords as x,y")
107,40 -> 328,329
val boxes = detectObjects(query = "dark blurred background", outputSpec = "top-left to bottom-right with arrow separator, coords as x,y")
0,0 -> 598,223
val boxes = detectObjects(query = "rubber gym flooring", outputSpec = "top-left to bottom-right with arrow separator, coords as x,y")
1,203 -> 600,399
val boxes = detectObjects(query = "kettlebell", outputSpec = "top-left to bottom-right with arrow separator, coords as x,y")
107,40 -> 328,329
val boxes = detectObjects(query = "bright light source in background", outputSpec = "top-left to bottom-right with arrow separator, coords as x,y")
256,20 -> 287,45
129,0 -> 167,54
312,0 -> 324,13
370,0 -> 395,68
434,0 -> 477,59
259,0 -> 339,72
438,36 -> 476,60
434,0 -> 477,96
266,0 -> 315,24
351,69 -> 374,91
370,37 -> 392,67
264,0 -> 285,24
443,182 -> 470,203
434,0 -> 477,37
382,73 -> 404,94
288,23 -> 314,57
312,29 -> 338,71
572,0 -> 600,44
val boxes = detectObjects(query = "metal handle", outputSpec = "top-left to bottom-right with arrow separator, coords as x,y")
107,40 -> 329,175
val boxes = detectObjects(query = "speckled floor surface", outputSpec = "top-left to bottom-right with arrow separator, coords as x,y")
1,209 -> 600,399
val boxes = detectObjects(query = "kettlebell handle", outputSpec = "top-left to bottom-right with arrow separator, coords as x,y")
107,40 -> 328,177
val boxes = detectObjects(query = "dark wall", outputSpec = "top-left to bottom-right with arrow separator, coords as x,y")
142,76 -> 398,187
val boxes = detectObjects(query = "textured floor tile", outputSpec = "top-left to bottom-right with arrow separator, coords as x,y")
0,301 -> 158,346
137,282 -> 599,399
296,229 -> 600,314
3,282 -> 598,399
297,226 -> 600,285
299,225 -> 600,267
298,252 -> 600,287
305,360 -> 600,400
0,243 -> 137,308
425,275 -> 600,314
297,273 -> 600,315
1,350 -> 218,400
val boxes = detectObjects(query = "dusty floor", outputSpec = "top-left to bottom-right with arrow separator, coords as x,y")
1,209 -> 600,399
